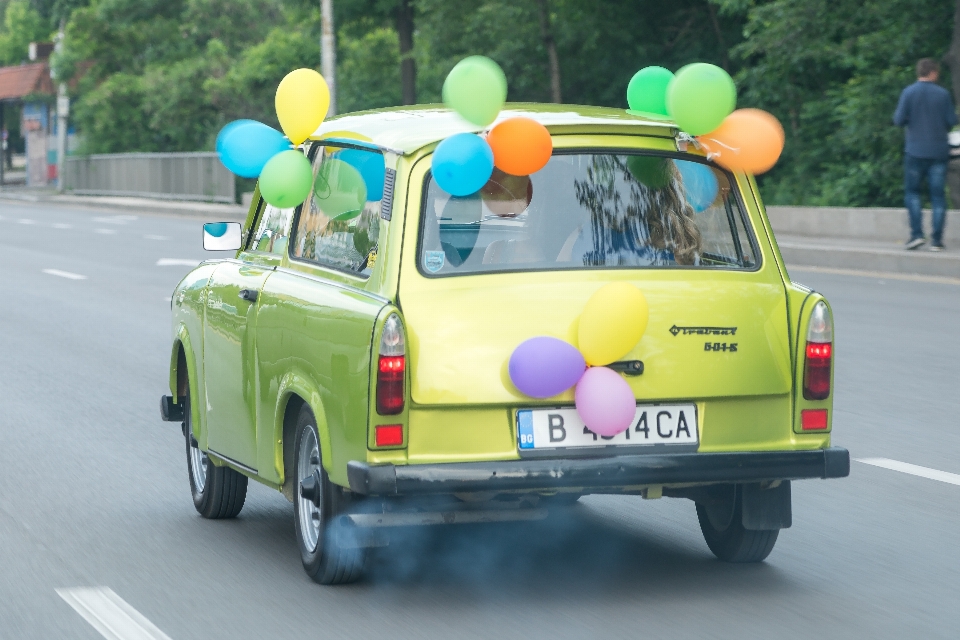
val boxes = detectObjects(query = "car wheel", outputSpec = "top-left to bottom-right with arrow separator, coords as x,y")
184,393 -> 248,519
293,405 -> 364,585
696,485 -> 778,563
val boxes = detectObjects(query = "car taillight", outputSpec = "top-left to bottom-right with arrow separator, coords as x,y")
803,301 -> 833,401
376,314 -> 405,415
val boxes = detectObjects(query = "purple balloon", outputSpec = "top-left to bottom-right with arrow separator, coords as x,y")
575,366 -> 636,437
509,337 -> 586,398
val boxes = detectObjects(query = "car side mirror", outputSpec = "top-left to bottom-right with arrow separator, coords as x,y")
203,222 -> 242,251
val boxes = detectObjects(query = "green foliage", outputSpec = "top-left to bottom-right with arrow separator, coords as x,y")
338,26 -> 401,113
0,0 -> 48,65
206,27 -> 319,129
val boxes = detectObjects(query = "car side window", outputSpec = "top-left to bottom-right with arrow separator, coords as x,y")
292,145 -> 384,277
250,201 -> 295,256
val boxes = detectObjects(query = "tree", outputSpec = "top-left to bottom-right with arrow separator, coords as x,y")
0,1 -> 48,65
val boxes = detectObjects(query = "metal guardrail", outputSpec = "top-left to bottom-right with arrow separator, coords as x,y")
63,152 -> 236,203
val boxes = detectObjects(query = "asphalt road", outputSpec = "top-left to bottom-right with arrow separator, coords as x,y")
1,200 -> 958,639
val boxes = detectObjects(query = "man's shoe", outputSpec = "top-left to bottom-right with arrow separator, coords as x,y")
930,243 -> 945,252
905,237 -> 926,250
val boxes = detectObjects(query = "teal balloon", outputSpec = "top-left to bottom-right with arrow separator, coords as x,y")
336,149 -> 385,201
217,120 -> 290,178
431,133 -> 494,197
205,222 -> 228,237
626,67 -> 674,119
627,155 -> 672,189
676,160 -> 719,212
314,158 -> 367,221
442,56 -> 507,127
259,150 -> 313,209
666,63 -> 736,136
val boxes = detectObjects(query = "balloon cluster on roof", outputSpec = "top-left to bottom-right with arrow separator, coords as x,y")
627,63 -> 785,174
431,56 -> 554,200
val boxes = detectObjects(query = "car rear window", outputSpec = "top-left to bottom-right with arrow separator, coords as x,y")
418,153 -> 758,276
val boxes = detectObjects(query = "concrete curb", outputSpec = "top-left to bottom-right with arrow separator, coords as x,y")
778,240 -> 960,279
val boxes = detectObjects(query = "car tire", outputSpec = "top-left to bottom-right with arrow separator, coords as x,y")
184,394 -> 248,519
696,485 -> 778,563
293,405 -> 365,585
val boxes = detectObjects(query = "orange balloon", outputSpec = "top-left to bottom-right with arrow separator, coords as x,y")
480,168 -> 533,217
487,117 -> 553,176
697,109 -> 785,174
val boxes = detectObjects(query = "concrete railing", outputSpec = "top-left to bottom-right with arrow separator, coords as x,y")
767,206 -> 960,244
63,152 -> 235,203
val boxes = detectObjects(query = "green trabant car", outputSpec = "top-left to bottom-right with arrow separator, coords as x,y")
161,105 -> 849,584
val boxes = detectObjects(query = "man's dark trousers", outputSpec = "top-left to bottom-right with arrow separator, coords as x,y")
904,154 -> 947,244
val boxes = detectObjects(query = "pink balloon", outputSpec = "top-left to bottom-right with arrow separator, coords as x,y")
575,367 -> 636,437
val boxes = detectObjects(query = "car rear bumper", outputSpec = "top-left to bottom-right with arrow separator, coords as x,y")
347,448 -> 850,496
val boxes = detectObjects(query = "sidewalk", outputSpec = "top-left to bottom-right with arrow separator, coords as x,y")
775,234 -> 960,279
767,206 -> 960,279
0,187 -> 248,220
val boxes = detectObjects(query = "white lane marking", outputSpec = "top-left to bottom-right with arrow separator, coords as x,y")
93,215 -> 138,224
790,265 -> 960,286
52,223 -> 73,229
94,228 -> 118,235
156,259 -> 200,267
18,218 -> 37,224
144,234 -> 167,241
855,458 -> 960,486
43,269 -> 87,280
57,587 -> 172,640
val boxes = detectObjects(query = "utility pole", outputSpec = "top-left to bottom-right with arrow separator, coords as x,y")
321,0 -> 337,116
54,20 -> 69,193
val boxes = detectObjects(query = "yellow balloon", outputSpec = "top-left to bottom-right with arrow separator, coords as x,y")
578,283 -> 649,366
275,68 -> 330,146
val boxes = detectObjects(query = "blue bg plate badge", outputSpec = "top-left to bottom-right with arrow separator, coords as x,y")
424,250 -> 445,273
517,410 -> 535,449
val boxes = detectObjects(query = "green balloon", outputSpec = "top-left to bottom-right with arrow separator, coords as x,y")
259,150 -> 313,209
666,63 -> 736,136
627,155 -> 672,189
626,66 -> 674,118
443,56 -> 507,127
314,158 -> 367,221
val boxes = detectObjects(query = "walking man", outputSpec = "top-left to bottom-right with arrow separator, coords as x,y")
893,58 -> 958,251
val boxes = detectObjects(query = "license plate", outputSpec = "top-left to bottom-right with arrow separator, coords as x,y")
517,404 -> 698,450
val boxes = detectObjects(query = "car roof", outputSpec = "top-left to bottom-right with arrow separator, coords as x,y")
310,103 -> 678,155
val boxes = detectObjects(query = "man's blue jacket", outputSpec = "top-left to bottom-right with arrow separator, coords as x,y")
893,81 -> 958,160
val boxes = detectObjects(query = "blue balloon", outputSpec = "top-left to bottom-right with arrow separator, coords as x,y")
676,160 -> 719,212
431,133 -> 494,197
217,120 -> 290,178
337,148 -> 385,201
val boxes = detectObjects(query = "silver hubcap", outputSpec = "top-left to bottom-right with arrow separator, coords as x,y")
189,426 -> 207,493
297,427 -> 322,552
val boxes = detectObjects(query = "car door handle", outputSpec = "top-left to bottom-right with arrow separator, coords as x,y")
238,289 -> 258,303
